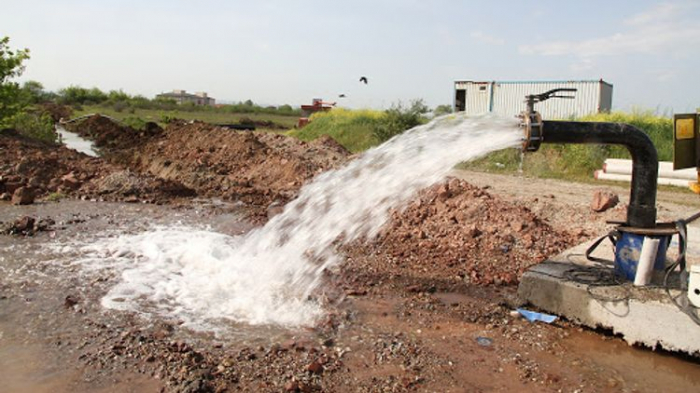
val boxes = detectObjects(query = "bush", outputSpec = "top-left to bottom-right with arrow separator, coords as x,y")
433,104 -> 452,117
122,116 -> 146,130
5,111 -> 57,143
46,192 -> 66,202
372,99 -> 429,143
113,100 -> 128,113
58,86 -> 108,106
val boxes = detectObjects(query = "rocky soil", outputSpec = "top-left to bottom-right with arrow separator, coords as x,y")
62,116 -> 349,220
350,179 -> 577,288
0,129 -> 194,205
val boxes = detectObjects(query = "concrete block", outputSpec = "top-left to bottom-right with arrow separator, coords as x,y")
518,240 -> 700,356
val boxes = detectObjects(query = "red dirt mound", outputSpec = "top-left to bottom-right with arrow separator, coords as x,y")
131,121 -> 350,207
0,130 -> 193,204
65,115 -> 162,151
39,103 -> 73,122
347,177 -> 576,287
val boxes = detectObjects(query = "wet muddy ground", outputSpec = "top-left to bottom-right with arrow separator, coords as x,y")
2,195 -> 700,393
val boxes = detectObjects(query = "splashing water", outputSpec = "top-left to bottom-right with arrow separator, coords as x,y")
74,113 -> 522,329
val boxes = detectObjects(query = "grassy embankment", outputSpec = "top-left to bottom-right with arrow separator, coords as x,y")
287,109 -> 676,182
72,105 -> 300,130
286,109 -> 385,153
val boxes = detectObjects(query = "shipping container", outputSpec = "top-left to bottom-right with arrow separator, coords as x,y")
453,80 -> 612,119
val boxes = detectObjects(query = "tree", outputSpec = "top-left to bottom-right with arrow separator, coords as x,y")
433,104 -> 452,116
21,80 -> 53,104
58,86 -> 109,105
0,36 -> 30,123
373,99 -> 430,142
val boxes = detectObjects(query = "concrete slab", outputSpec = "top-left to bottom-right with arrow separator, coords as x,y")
518,238 -> 700,356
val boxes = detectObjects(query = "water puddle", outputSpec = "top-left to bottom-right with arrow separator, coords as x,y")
563,330 -> 700,391
56,125 -> 99,157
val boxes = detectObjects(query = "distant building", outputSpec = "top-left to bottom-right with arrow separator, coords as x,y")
156,90 -> 215,106
298,98 -> 335,128
453,79 -> 612,119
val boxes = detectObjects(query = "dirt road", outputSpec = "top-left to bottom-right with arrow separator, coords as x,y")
453,169 -> 700,235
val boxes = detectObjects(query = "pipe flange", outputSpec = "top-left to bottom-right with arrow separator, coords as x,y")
520,111 -> 543,152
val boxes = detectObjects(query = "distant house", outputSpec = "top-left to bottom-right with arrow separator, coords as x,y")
156,90 -> 215,106
298,98 -> 335,128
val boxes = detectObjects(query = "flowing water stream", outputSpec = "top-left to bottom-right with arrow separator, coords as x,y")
67,113 -> 522,329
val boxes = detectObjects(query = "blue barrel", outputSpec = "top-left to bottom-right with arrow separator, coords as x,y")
613,232 -> 670,281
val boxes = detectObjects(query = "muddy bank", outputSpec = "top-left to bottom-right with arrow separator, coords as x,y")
4,114 -> 348,211
0,129 -> 193,205
63,116 -> 350,218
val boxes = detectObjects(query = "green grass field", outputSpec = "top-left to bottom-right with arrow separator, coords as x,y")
286,109 -> 385,153
72,105 -> 300,129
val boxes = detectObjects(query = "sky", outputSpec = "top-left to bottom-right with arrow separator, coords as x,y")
2,0 -> 699,112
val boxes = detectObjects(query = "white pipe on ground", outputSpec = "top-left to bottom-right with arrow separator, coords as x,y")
594,170 -> 691,188
603,159 -> 696,181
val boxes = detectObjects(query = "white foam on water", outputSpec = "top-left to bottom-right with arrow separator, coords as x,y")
68,113 -> 522,329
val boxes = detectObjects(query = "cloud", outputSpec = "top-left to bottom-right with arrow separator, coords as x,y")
570,58 -> 594,72
470,31 -> 505,46
519,2 -> 700,57
656,70 -> 677,82
437,26 -> 457,46
624,2 -> 683,26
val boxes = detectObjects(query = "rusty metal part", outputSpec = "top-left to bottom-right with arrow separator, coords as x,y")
520,111 -> 543,152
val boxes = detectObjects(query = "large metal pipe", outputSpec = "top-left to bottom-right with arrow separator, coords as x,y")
541,121 -> 659,228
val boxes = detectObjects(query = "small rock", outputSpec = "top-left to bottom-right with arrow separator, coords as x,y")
284,380 -> 299,392
61,172 -> 82,189
591,190 -> 619,212
13,216 -> 35,232
510,220 -> 526,232
305,360 -> 324,374
11,187 -> 35,205
467,225 -> 482,238
124,195 -> 139,203
280,339 -> 296,351
267,201 -> 284,219
436,183 -> 450,201
64,294 -> 80,308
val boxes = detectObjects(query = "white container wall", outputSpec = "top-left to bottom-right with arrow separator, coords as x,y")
454,80 -> 612,120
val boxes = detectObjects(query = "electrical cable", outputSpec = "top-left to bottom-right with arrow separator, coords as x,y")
581,223 -> 700,326
664,220 -> 700,326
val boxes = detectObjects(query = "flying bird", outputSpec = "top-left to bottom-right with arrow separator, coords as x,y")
339,94 -> 346,98
359,76 -> 368,84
